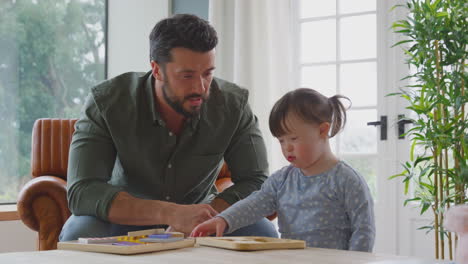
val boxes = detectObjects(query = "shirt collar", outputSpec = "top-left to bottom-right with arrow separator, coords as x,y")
144,72 -> 164,126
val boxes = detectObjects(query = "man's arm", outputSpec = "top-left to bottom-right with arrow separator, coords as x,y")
217,96 -> 269,206
67,94 -> 122,220
108,192 -> 217,232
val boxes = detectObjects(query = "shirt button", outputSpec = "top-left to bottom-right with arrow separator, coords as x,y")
168,164 -> 172,169
168,132 -> 173,136
165,196 -> 170,200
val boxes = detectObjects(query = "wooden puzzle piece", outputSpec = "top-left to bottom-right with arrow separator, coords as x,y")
78,237 -> 119,244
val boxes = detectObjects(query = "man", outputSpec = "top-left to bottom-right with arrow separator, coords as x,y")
59,14 -> 278,240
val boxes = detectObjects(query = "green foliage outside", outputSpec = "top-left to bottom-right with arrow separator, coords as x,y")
0,0 -> 106,203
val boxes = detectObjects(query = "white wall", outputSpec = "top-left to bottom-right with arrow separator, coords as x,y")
0,0 -> 170,253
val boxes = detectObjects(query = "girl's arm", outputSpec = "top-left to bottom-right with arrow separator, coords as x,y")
215,171 -> 280,234
343,171 -> 376,252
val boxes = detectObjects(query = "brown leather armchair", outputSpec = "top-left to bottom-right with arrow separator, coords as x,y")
16,118 -> 237,250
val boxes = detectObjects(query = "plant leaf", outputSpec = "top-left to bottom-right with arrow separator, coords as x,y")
420,202 -> 431,215
391,39 -> 413,48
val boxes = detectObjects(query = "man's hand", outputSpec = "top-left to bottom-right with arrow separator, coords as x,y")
167,203 -> 218,236
190,216 -> 227,237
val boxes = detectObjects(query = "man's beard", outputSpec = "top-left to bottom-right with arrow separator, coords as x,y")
161,81 -> 209,118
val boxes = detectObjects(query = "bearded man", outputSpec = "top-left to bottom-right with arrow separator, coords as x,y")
59,14 -> 277,240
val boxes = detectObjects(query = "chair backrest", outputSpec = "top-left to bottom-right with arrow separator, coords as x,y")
30,118 -> 232,181
31,118 -> 77,180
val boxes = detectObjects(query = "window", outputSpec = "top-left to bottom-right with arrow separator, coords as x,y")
0,0 -> 107,204
293,0 -> 378,197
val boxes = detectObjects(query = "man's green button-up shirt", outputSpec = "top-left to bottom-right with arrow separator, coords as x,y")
67,71 -> 269,221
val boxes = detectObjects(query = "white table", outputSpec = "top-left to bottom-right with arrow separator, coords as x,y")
0,246 -> 451,264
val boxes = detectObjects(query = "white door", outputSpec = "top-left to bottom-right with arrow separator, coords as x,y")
385,1 -> 437,258
292,0 -> 435,257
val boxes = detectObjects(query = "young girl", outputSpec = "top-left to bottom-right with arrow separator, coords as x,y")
190,88 -> 375,252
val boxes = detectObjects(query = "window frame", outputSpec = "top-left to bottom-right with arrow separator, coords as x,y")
291,0 -> 379,155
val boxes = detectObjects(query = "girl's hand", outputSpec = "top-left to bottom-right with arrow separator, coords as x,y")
190,217 -> 227,237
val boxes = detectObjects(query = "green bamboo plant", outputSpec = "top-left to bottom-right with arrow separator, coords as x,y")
389,0 -> 467,260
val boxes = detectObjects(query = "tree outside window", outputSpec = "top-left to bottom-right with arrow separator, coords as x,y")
0,0 -> 107,203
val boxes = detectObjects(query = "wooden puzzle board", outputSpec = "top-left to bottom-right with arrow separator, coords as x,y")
57,229 -> 193,255
196,236 -> 306,251
58,238 -> 194,255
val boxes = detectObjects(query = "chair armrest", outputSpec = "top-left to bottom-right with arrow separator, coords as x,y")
17,176 -> 70,250
215,177 -> 234,192
266,212 -> 277,221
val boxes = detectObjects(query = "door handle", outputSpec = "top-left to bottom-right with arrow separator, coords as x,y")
367,116 -> 387,140
397,114 -> 413,139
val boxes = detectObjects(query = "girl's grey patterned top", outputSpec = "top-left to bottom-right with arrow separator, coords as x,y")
218,161 -> 375,252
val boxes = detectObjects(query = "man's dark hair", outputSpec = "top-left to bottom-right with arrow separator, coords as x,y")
149,14 -> 218,65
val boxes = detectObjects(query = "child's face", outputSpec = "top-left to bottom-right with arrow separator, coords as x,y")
277,114 -> 329,174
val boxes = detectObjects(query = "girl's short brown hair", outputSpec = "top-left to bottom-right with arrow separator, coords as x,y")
269,88 -> 350,138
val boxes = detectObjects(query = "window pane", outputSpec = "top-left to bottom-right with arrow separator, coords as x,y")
342,155 -> 377,199
300,0 -> 336,18
330,137 -> 337,154
340,62 -> 377,107
339,14 -> 376,60
339,0 -> 376,14
301,20 -> 336,63
0,0 -> 107,203
301,65 -> 336,97
340,109 -> 377,153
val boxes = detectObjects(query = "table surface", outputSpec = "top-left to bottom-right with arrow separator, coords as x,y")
0,246 -> 450,264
